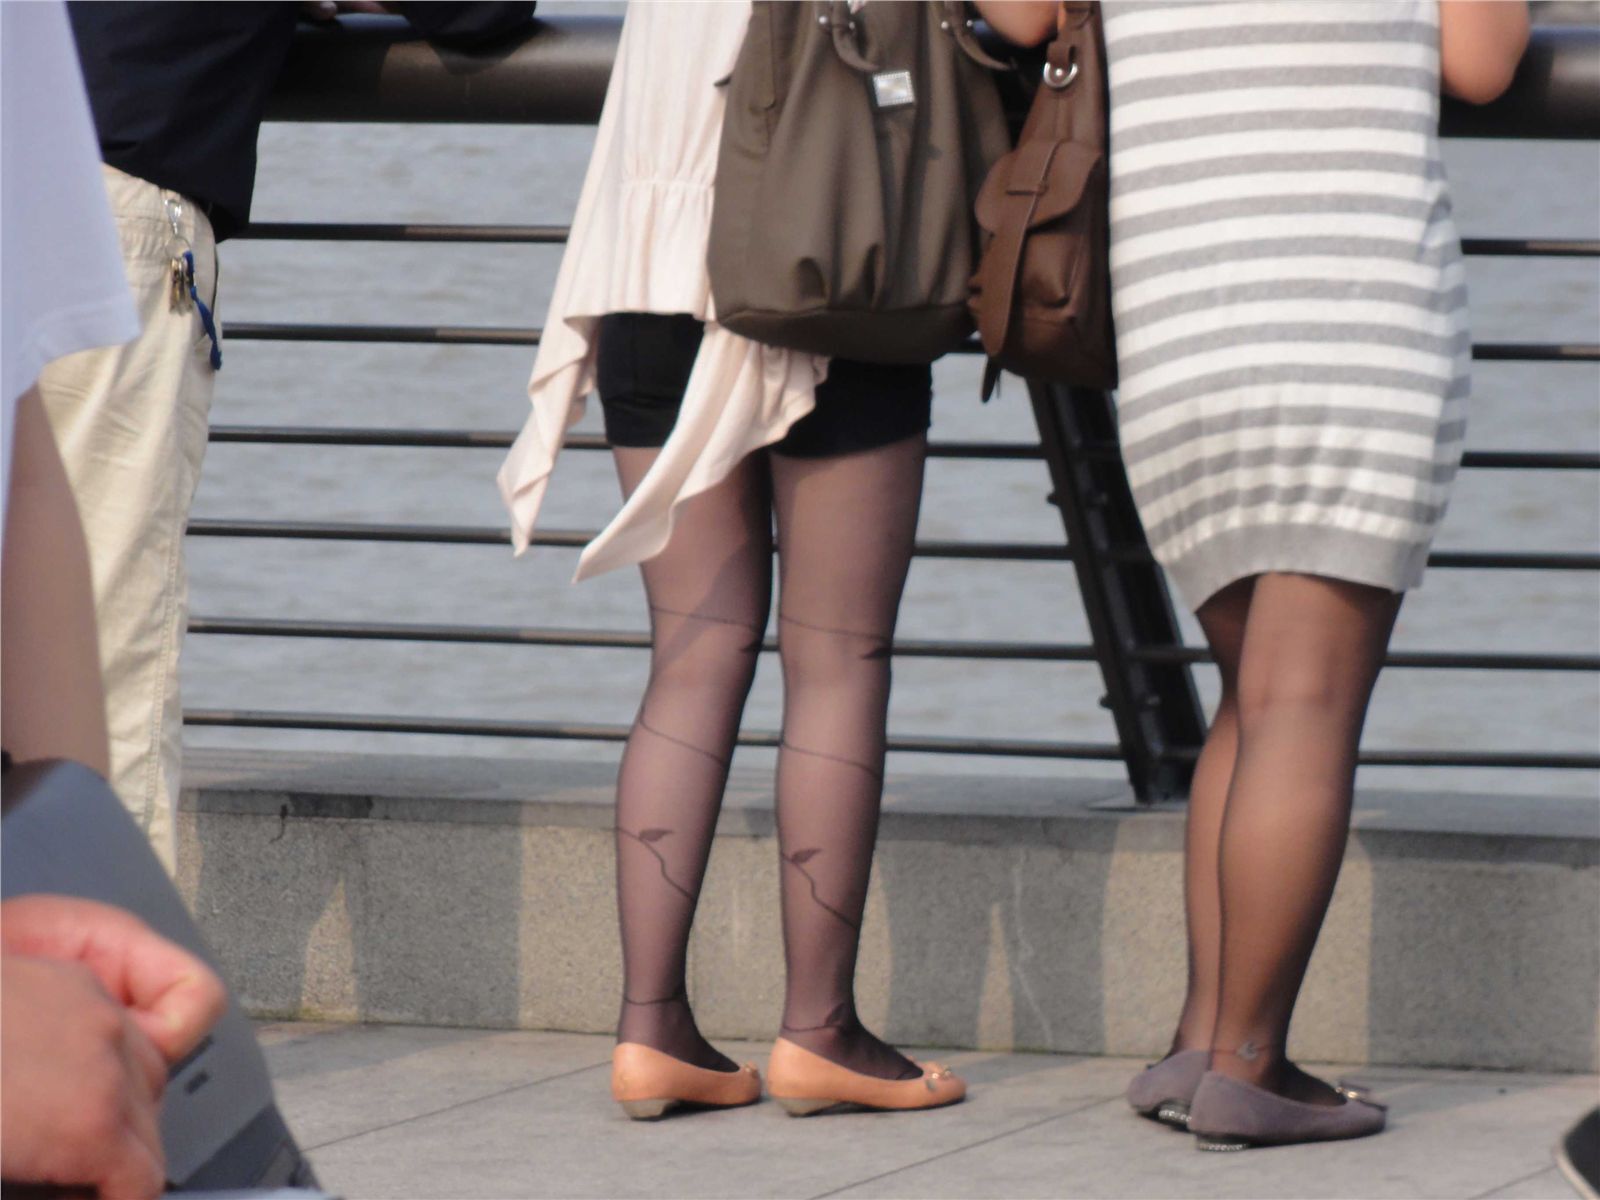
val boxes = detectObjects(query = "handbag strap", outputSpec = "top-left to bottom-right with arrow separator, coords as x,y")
943,0 -> 1013,72
975,4 -> 1084,360
823,1 -> 1013,75
823,0 -> 879,72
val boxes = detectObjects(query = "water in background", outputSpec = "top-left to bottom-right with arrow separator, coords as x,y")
184,30 -> 1600,802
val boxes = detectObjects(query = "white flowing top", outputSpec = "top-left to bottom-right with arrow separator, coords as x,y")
496,0 -> 827,581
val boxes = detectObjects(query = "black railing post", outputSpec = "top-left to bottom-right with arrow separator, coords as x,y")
1028,379 -> 1207,802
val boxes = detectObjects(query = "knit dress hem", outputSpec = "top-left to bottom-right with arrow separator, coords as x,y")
1165,521 -> 1429,611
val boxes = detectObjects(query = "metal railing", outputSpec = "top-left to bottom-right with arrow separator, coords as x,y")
187,15 -> 1600,799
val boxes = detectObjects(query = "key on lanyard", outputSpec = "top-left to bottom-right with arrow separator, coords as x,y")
166,197 -> 194,313
164,196 -> 222,370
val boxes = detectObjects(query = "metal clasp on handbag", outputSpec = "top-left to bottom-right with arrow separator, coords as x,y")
1044,49 -> 1080,90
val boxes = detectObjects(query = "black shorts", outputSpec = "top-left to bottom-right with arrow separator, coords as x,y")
595,313 -> 932,458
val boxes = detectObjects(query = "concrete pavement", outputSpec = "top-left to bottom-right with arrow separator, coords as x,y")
258,1023 -> 1596,1199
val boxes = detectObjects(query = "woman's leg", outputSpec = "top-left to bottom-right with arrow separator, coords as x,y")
767,434 -> 927,1081
1167,577 -> 1254,1054
611,447 -> 772,1071
1208,572 -> 1402,1101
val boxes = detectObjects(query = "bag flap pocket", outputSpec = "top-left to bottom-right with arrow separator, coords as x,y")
975,141 -> 1102,233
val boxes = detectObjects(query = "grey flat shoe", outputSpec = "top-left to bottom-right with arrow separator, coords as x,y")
1126,1049 -> 1209,1129
1556,1107 -> 1600,1199
1188,1070 -> 1387,1151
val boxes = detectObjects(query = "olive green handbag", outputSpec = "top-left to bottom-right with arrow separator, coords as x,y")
708,0 -> 1012,365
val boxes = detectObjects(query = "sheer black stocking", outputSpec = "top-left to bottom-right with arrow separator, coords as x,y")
611,448 -> 770,1072
1206,573 -> 1402,1104
769,436 -> 927,1081
1167,577 -> 1253,1057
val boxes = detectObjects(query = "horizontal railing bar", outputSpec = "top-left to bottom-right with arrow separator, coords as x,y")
1473,342 -> 1600,362
186,520 -> 1597,569
205,424 -> 1046,460
219,323 -> 1600,363
1427,550 -> 1600,570
204,426 -> 1600,471
1083,441 -> 1600,472
265,18 -> 1600,139
1461,237 -> 1600,257
182,708 -> 1600,768
231,227 -> 1600,259
1105,544 -> 1600,571
182,708 -> 1124,760
189,518 -> 512,546
1460,450 -> 1600,470
184,519 -> 1073,561
226,322 -> 540,346
1160,744 -> 1600,770
1132,644 -> 1600,673
211,425 -> 517,448
186,616 -> 1100,662
238,222 -> 570,243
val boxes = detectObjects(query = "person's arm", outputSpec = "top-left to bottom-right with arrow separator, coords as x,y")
1,386 -> 110,776
1439,0 -> 1530,105
394,1 -> 535,46
972,0 -> 1059,48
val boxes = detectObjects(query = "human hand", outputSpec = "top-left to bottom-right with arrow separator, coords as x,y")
0,894 -> 227,1063
300,0 -> 394,19
0,953 -> 168,1198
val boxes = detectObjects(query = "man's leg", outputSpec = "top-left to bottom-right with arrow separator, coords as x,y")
37,166 -> 219,873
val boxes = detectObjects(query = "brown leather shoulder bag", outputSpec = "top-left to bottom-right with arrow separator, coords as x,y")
968,1 -> 1117,394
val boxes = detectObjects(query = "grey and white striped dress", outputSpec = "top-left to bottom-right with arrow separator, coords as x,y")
1101,1 -> 1470,610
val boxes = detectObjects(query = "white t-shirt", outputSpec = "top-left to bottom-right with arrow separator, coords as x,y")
0,0 -> 139,536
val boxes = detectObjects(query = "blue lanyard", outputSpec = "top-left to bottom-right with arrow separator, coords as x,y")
180,250 -> 223,371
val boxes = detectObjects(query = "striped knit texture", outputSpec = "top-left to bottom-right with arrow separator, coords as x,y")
1102,0 -> 1470,610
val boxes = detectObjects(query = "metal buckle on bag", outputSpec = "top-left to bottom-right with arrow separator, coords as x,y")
1043,58 -> 1079,89
872,69 -> 915,108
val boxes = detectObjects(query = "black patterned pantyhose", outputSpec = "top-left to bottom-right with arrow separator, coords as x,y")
609,432 -> 928,1081
611,450 -> 770,1072
768,437 -> 927,1081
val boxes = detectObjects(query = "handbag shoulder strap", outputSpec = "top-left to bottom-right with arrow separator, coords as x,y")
974,3 -> 1085,359
824,1 -> 1015,74
943,0 -> 1013,71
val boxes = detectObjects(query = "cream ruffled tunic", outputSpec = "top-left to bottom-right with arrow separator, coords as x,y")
496,0 -> 827,581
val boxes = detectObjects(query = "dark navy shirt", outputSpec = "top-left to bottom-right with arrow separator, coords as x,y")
67,2 -> 534,240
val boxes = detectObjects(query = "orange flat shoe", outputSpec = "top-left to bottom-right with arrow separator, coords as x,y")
610,1042 -> 763,1120
765,1037 -> 966,1116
